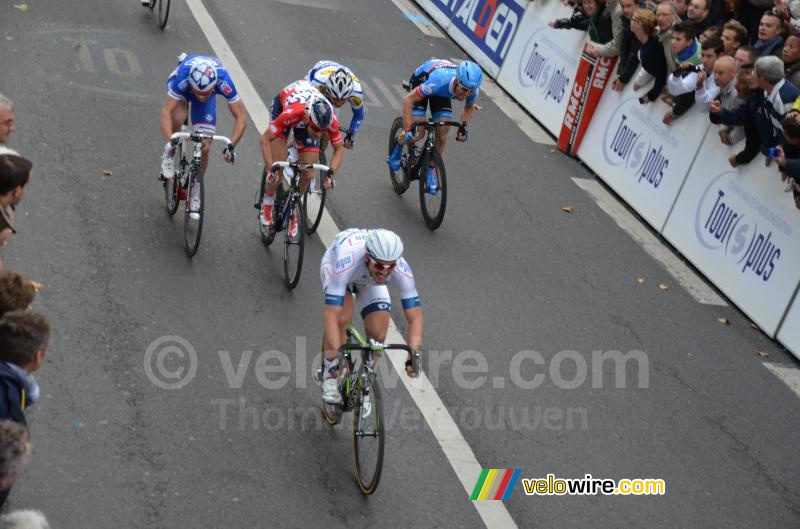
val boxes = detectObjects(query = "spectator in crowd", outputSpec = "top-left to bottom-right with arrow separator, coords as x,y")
548,0 -> 615,43
586,0 -> 625,58
700,56 -> 744,144
656,0 -> 680,72
675,0 -> 691,19
0,420 -> 31,510
772,112 -> 800,205
0,273 -> 36,317
756,55 -> 800,134
755,10 -> 786,57
722,20 -> 749,54
664,21 -> 703,123
0,511 -> 49,529
632,8 -> 670,102
783,33 -> 800,84
735,44 -> 759,67
693,36 -> 727,110
700,25 -> 723,42
0,96 -> 15,156
711,62 -> 767,166
0,155 -> 32,271
687,0 -> 713,37
612,0 -> 644,91
738,1 -> 776,44
0,311 -> 50,426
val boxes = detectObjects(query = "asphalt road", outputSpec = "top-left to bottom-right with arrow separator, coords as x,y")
1,0 -> 799,527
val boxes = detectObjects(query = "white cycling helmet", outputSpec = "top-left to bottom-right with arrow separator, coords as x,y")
326,67 -> 354,100
365,229 -> 404,262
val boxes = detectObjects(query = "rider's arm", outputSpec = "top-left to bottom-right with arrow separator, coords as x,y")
403,306 -> 423,351
460,101 -> 477,126
323,305 -> 344,355
226,100 -> 248,147
160,96 -> 181,142
329,140 -> 345,175
348,101 -> 365,137
259,126 -> 276,169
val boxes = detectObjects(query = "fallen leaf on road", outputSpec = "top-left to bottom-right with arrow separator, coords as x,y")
74,42 -> 81,49
637,277 -> 645,284
658,283 -> 669,290
13,4 -> 28,12
102,170 -> 113,176
561,206 -> 574,213
757,351 -> 768,358
750,323 -> 759,331
718,317 -> 729,325
29,281 -> 43,292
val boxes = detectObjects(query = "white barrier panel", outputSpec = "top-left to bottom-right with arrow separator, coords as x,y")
495,0 -> 585,135
777,294 -> 800,360
663,134 -> 800,337
421,0 -> 527,77
415,0 -> 454,32
577,86 -> 710,230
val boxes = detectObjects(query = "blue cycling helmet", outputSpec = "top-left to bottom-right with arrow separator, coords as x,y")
188,60 -> 218,93
306,95 -> 334,129
456,61 -> 482,90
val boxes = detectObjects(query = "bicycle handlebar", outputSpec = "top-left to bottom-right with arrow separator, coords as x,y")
169,131 -> 233,145
272,161 -> 330,172
338,342 -> 413,355
410,120 -> 463,131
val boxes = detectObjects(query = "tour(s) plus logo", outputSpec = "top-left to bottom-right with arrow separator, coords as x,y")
602,101 -> 670,188
518,28 -> 570,104
694,173 -> 781,282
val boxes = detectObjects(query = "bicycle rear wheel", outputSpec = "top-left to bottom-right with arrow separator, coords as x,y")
183,176 -> 204,257
353,373 -> 385,495
388,117 -> 410,195
283,197 -> 305,289
418,150 -> 447,230
157,0 -> 171,30
303,150 -> 327,235
256,168 -> 277,246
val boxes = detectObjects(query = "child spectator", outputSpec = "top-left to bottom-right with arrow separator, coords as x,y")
632,8 -> 670,102
0,311 -> 50,426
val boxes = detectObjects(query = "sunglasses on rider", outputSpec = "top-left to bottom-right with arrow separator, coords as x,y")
368,257 -> 397,271
456,82 -> 474,93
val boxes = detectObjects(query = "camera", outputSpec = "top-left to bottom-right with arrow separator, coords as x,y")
673,64 -> 703,76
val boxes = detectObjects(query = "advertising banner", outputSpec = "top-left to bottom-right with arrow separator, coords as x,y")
777,294 -> 800,360
557,45 -> 617,155
576,84 -> 710,230
415,0 -> 455,32
423,0 -> 526,77
496,1 -> 585,135
663,136 -> 800,337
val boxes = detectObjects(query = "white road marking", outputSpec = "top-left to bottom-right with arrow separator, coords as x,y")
763,362 -> 800,399
274,0 -> 343,9
389,0 -> 446,38
572,178 -> 728,306
358,80 -> 385,109
184,1 -> 518,528
371,77 -> 402,111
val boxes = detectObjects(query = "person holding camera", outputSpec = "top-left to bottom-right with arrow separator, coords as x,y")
692,37 -> 726,110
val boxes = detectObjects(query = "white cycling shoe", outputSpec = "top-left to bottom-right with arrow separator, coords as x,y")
160,157 -> 175,181
322,378 -> 342,405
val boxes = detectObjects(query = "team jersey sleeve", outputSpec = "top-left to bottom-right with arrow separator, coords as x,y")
324,246 -> 357,306
392,258 -> 421,309
216,69 -> 240,103
269,104 -> 305,138
327,114 -> 343,145
348,105 -> 365,136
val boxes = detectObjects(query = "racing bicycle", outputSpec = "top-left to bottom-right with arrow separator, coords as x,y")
315,323 -> 416,495
302,127 -> 350,235
146,0 -> 170,30
163,126 -> 233,257
254,159 -> 329,289
388,112 -> 462,230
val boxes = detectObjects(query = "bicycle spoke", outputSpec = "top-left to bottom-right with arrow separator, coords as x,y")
353,373 -> 384,495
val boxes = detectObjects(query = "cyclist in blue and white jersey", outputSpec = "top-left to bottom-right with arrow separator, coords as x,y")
305,60 -> 365,150
388,60 -> 482,191
159,54 -> 247,211
320,229 -> 423,403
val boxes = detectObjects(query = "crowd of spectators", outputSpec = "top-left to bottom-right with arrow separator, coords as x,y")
548,0 -> 800,208
0,94 -> 51,528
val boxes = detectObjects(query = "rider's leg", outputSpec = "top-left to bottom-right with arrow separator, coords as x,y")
266,137 -> 289,195
363,311 -> 390,343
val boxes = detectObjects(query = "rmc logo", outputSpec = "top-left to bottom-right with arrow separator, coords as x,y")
518,28 -> 570,104
602,100 -> 670,188
694,173 -> 781,282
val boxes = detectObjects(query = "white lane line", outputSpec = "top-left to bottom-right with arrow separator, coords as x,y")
389,0 -> 446,38
572,178 -> 728,306
274,0 -> 343,8
185,2 -> 518,528
371,77 -> 402,111
763,362 -> 800,399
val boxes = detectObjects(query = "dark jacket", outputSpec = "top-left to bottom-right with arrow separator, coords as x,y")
755,36 -> 784,58
786,61 -> 800,88
618,17 -> 642,83
0,362 -> 34,426
710,89 -> 778,155
639,35 -> 669,102
553,6 -> 614,43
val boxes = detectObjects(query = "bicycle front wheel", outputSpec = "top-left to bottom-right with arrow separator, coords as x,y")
157,0 -> 171,30
388,117 -> 410,195
283,197 -> 305,289
353,373 -> 384,495
183,176 -> 204,257
303,150 -> 327,235
418,150 -> 447,230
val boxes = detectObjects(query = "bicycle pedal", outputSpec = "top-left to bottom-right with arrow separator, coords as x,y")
314,368 -> 324,383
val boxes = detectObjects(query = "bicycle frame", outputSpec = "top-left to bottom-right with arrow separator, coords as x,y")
407,120 -> 461,177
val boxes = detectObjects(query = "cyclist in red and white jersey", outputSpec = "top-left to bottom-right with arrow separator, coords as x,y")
259,80 -> 345,229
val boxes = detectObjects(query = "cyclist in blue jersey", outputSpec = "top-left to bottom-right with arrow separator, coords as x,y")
305,60 -> 365,151
388,60 -> 482,189
158,54 -> 247,213
320,229 -> 423,403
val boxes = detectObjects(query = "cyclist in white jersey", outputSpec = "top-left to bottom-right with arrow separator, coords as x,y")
305,60 -> 365,150
320,229 -> 423,404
